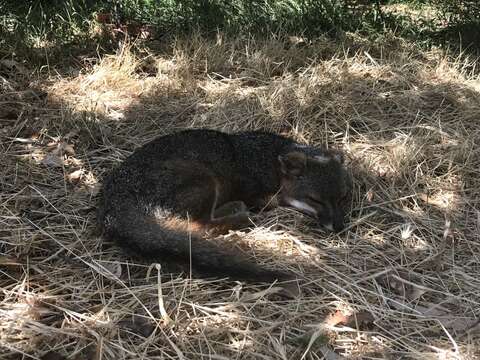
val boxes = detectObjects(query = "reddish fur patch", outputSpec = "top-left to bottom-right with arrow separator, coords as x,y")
162,216 -> 207,235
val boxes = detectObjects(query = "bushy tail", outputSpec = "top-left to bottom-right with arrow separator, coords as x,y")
102,209 -> 292,284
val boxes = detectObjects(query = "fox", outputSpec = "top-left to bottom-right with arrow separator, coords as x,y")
97,129 -> 351,289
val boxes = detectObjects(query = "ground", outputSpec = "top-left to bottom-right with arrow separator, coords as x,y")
1,33 -> 480,359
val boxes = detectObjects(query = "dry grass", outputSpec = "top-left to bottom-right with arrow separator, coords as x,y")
1,33 -> 480,359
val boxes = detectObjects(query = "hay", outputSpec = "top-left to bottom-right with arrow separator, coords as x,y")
1,34 -> 480,359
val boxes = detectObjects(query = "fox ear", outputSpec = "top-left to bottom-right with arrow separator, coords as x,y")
278,151 -> 306,176
315,150 -> 344,164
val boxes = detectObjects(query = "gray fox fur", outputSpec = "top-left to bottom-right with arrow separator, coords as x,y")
98,129 -> 350,284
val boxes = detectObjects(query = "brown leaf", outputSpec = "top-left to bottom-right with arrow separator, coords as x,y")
60,142 -> 75,156
67,169 -> 84,183
288,36 -> 306,46
416,303 -> 480,333
380,271 -> 427,301
324,310 -> 349,327
42,153 -> 64,167
77,182 -> 102,196
366,189 -> 374,202
343,311 -> 375,328
324,309 -> 374,329
389,298 -> 480,335
292,308 -> 374,357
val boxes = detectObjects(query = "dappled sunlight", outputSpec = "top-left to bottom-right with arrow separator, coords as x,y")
237,221 -> 326,259
418,190 -> 462,212
49,48 -> 149,119
0,281 -> 103,355
0,293 -> 42,343
466,79 -> 480,94
1,33 -> 480,359
13,133 -> 101,199
348,133 -> 421,179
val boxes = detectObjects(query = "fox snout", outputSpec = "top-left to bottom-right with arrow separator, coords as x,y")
311,202 -> 345,233
319,211 -> 344,233
330,215 -> 345,233
283,198 -> 346,233
328,207 -> 346,233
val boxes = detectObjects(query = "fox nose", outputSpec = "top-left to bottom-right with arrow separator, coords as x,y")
323,221 -> 344,232
332,208 -> 345,232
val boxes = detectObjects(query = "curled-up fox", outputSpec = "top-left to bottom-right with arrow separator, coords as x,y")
98,129 -> 351,288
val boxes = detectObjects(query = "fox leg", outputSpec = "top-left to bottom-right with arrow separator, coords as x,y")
208,213 -> 251,235
205,201 -> 250,235
164,163 -> 250,234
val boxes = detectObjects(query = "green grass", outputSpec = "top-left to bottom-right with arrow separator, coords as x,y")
1,0 -> 480,63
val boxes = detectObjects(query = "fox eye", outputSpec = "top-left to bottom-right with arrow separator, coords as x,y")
308,196 -> 325,206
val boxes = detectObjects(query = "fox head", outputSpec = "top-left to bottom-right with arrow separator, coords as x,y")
277,148 -> 350,232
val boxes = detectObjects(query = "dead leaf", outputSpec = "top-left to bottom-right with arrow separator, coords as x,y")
47,141 -> 75,156
77,183 -> 102,196
343,311 -> 375,328
416,303 -> 480,333
96,12 -> 112,24
60,142 -> 75,156
366,189 -> 374,202
42,153 -> 64,167
68,169 -> 84,183
292,309 -> 373,360
380,271 -> 427,301
324,310 -> 349,327
389,298 -> 480,335
321,309 -> 374,330
288,36 -> 306,46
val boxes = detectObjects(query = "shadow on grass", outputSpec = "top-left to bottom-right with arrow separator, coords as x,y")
1,36 -> 479,358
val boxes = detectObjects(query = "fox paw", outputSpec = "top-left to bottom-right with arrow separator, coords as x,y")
214,201 -> 248,218
230,211 -> 252,230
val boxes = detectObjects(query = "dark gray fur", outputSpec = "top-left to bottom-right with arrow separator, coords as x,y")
98,129 -> 350,283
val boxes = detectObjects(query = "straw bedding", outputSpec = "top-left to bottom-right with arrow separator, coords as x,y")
1,34 -> 479,359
